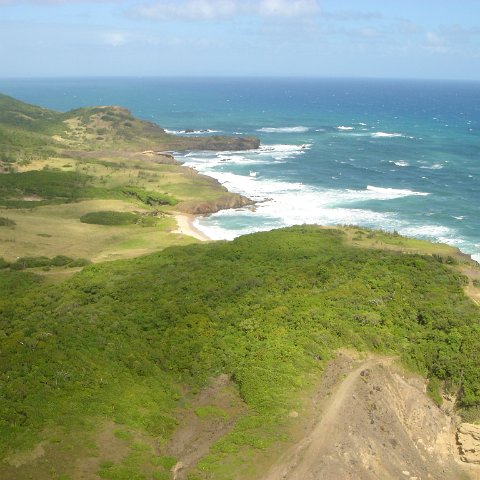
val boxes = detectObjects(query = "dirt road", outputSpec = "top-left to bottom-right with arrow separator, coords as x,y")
261,355 -> 469,480
262,358 -> 382,480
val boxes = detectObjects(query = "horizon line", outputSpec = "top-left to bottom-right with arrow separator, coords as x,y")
1,75 -> 480,84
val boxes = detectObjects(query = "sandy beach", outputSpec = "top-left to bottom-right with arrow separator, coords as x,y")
173,213 -> 211,241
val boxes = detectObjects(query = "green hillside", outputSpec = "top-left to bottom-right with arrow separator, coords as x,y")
0,93 -> 259,170
0,94 -> 256,264
0,226 -> 478,479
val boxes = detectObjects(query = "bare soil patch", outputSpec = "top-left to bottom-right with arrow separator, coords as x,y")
262,352 -> 471,480
165,374 -> 248,479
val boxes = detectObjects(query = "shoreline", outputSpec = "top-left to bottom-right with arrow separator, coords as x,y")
173,213 -> 211,242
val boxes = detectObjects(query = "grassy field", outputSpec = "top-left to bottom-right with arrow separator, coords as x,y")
0,151 -> 246,266
0,93 -> 255,269
0,199 -> 198,263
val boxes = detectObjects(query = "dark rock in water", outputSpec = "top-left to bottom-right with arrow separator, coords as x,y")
163,133 -> 260,152
179,135 -> 260,151
185,129 -> 195,133
175,170 -> 254,214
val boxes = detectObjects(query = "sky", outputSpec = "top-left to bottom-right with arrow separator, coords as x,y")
1,0 -> 480,79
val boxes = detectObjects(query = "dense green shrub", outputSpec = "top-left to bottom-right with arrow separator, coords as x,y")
0,257 -> 9,269
79,211 -> 159,227
80,211 -> 138,225
51,255 -> 75,267
10,256 -> 51,270
0,226 -> 478,460
0,170 -> 90,205
122,186 -> 177,206
0,217 -> 15,227
7,255 -> 86,270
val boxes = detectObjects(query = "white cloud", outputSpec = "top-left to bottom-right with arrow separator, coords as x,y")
322,10 -> 382,22
134,0 -> 320,21
103,32 -> 129,47
423,32 -> 451,54
425,31 -> 443,46
258,0 -> 319,17
135,0 -> 238,20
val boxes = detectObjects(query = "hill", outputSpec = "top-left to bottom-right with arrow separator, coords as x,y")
0,93 -> 259,167
0,226 -> 479,479
0,94 -> 257,266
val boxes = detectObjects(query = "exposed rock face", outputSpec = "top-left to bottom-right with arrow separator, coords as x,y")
140,151 -> 177,164
262,354 -> 468,480
457,423 -> 480,464
176,194 -> 253,215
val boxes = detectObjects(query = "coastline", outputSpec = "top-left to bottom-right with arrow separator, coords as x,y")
173,213 -> 211,242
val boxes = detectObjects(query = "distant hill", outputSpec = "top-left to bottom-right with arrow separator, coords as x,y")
0,94 -> 256,263
0,93 -> 259,170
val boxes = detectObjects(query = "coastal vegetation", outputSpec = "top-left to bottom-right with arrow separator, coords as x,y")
80,211 -> 153,226
0,93 -> 479,479
0,94 -> 255,264
0,226 -> 479,479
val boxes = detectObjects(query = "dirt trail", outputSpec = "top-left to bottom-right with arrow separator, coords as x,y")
263,358 -> 383,480
262,355 -> 470,480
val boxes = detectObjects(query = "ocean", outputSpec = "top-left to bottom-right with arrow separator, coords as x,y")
1,77 -> 479,261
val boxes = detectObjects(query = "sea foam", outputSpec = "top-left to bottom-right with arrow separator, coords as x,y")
472,253 -> 480,264
366,185 -> 429,197
257,126 -> 310,133
184,145 -> 435,242
371,132 -> 403,138
420,163 -> 444,170
165,128 -> 221,135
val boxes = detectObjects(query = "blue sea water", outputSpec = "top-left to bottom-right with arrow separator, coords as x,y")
1,77 -> 479,261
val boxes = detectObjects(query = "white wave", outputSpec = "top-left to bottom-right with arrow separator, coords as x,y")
366,185 -> 429,197
193,185 -> 396,241
420,163 -> 444,170
257,126 -> 310,133
399,225 -> 452,238
180,143 -> 311,171
187,161 -> 435,240
182,146 -> 480,260
337,126 -> 354,131
259,143 -> 311,153
164,128 -> 221,135
471,253 -> 480,264
391,160 -> 410,167
371,132 -> 403,138
192,171 -> 479,265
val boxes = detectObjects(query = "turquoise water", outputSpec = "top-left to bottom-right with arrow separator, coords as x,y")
1,78 -> 479,261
